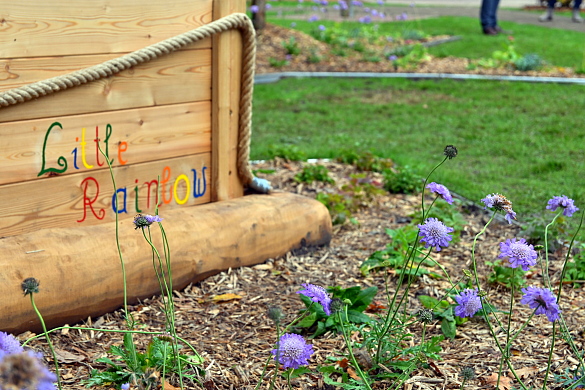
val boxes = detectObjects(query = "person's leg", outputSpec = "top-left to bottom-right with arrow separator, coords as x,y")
573,0 -> 583,22
492,0 -> 502,31
480,0 -> 498,33
539,0 -> 555,21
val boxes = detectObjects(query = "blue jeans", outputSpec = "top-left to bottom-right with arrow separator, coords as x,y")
546,0 -> 582,9
480,0 -> 501,29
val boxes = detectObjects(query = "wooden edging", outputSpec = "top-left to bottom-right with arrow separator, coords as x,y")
0,192 -> 332,334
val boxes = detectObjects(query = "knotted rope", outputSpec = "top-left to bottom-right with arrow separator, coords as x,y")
0,12 -> 270,192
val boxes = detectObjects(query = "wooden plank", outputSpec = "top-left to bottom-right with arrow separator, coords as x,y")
0,102 -> 211,186
0,192 -> 333,333
211,0 -> 245,202
0,0 -> 212,59
0,48 -> 212,123
0,154 -> 211,238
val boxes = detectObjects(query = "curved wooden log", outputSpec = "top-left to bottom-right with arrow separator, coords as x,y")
0,192 -> 332,334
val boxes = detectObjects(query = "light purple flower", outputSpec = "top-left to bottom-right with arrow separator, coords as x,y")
454,289 -> 482,318
266,3 -> 272,9
498,238 -> 538,271
426,182 -> 453,204
249,5 -> 259,13
0,332 -> 24,355
520,286 -> 561,322
121,384 -> 130,390
481,193 -> 517,224
0,349 -> 57,390
418,218 -> 454,251
297,283 -> 332,315
272,333 -> 314,369
308,14 -> 320,21
352,0 -> 363,6
377,0 -> 384,4
133,214 -> 163,229
359,15 -> 372,23
388,55 -> 398,61
318,24 -> 326,31
396,12 -> 408,20
546,195 -> 579,217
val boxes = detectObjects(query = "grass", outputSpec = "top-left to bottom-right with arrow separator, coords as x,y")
251,77 -> 585,219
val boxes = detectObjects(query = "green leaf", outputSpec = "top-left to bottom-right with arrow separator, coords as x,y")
351,286 -> 378,311
346,310 -> 372,324
297,311 -> 317,328
418,295 -> 439,309
441,317 -> 456,340
290,366 -> 312,378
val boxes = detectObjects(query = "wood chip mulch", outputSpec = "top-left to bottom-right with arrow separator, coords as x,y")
18,159 -> 585,390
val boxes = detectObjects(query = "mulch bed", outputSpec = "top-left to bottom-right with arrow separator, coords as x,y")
19,159 -> 585,389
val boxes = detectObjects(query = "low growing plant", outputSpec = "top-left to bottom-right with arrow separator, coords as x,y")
294,164 -> 335,184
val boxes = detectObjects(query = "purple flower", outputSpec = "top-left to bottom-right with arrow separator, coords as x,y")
272,333 -> 314,369
359,15 -> 372,23
121,384 -> 130,390
290,22 -> 297,27
418,218 -> 454,251
0,349 -> 57,390
266,3 -> 272,9
318,24 -> 326,31
498,238 -> 538,271
308,14 -> 319,21
454,289 -> 482,318
426,182 -> 453,204
0,332 -> 24,355
396,12 -> 408,20
546,195 -> 579,217
249,5 -> 259,13
352,0 -> 363,6
371,9 -> 379,16
520,286 -> 561,322
481,193 -> 517,224
297,283 -> 332,315
388,55 -> 398,61
377,0 -> 384,4
133,213 -> 163,230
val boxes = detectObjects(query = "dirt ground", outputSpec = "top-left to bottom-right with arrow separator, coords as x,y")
18,159 -> 585,390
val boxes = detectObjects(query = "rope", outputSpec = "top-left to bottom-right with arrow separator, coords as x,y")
0,12 -> 267,191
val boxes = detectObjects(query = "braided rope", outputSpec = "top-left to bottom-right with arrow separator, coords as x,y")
0,13 -> 256,187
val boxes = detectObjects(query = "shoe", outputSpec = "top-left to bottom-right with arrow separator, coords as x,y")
572,13 -> 583,23
483,27 -> 498,35
538,13 -> 553,22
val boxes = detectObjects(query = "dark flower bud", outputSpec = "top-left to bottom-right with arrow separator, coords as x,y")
416,309 -> 434,324
133,214 -> 163,230
461,366 -> 476,381
21,278 -> 40,296
329,298 -> 344,314
444,145 -> 458,159
267,306 -> 285,324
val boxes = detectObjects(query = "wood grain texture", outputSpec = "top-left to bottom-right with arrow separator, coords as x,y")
0,192 -> 333,334
0,49 -> 212,123
0,102 -> 211,186
0,154 -> 211,238
0,0 -> 212,59
211,0 -> 245,202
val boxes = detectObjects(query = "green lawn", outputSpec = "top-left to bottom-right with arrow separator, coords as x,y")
251,13 -> 585,224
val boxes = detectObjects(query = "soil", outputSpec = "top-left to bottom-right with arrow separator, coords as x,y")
18,159 -> 585,390
255,23 -> 585,78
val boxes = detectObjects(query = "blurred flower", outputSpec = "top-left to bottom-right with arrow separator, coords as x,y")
520,286 -> 560,322
318,24 -> 326,31
133,213 -> 163,229
546,195 -> 579,217
271,333 -> 314,369
320,0 -> 328,4
426,182 -> 454,204
396,12 -> 408,20
291,22 -> 297,27
481,193 -> 517,224
0,332 -> 24,355
359,15 -> 372,23
377,0 -> 384,4
308,14 -> 320,21
249,5 -> 259,13
371,9 -> 379,16
352,0 -> 363,6
454,288 -> 482,318
266,3 -> 272,9
498,238 -> 538,271
418,218 -> 454,251
388,54 -> 398,61
297,283 -> 332,315
121,384 -> 130,390
22,277 -> 40,296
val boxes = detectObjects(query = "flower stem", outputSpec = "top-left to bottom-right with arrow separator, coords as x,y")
338,309 -> 373,390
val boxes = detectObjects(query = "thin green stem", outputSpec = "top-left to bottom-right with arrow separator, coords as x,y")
338,309 -> 373,390
29,293 -> 62,390
497,268 -> 516,389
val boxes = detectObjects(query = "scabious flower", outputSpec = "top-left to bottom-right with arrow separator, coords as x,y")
520,286 -> 561,322
308,14 -> 319,21
444,145 -> 458,159
388,54 -> 398,61
272,333 -> 314,369
249,5 -> 259,13
133,213 -> 163,230
454,289 -> 482,318
498,238 -> 538,271
121,383 -> 130,390
22,277 -> 40,296
418,218 -> 454,251
0,332 -> 24,355
297,283 -> 332,315
426,182 -> 454,204
481,193 -> 517,224
0,333 -> 57,390
546,195 -> 579,217
359,15 -> 372,23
